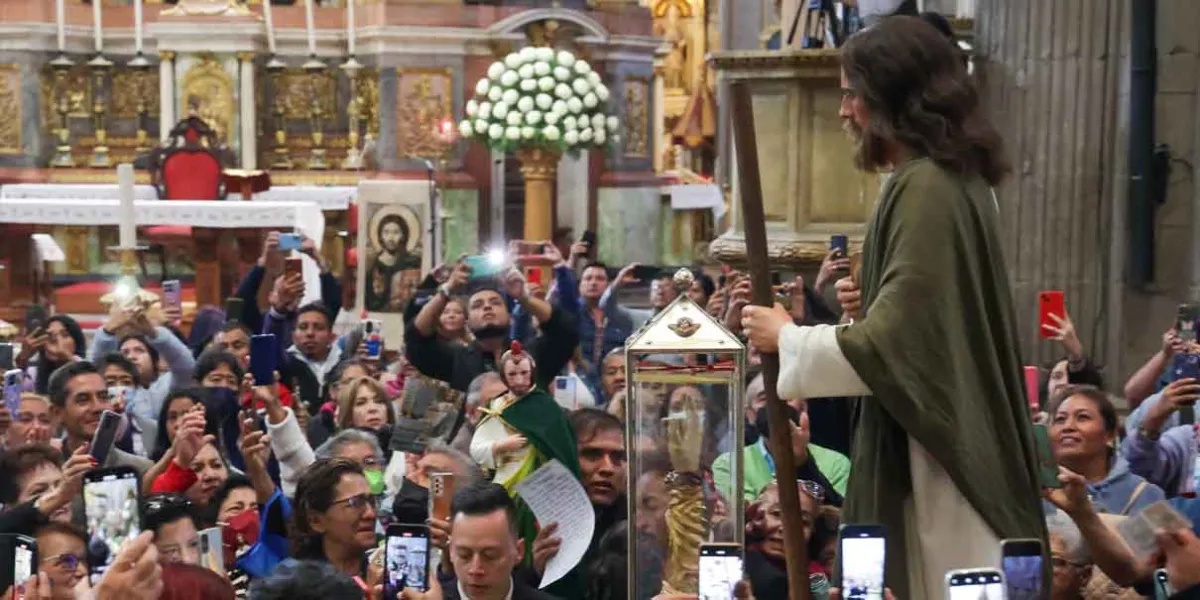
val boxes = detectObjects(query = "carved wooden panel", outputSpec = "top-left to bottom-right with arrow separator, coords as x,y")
0,64 -> 22,155
623,77 -> 649,158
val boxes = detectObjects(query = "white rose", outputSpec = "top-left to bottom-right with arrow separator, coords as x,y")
518,64 -> 535,80
487,62 -> 506,81
526,111 -> 542,125
557,51 -> 577,68
572,78 -> 591,97
607,116 -> 619,132
583,93 -> 598,109
555,83 -> 573,100
538,76 -> 556,92
544,112 -> 560,125
474,119 -> 488,135
521,126 -> 536,139
552,100 -> 568,116
488,124 -> 504,140
506,112 -> 523,126
477,102 -> 492,119
595,129 -> 606,144
459,120 -> 474,138
563,115 -> 577,131
475,79 -> 490,96
517,96 -> 535,113
535,94 -> 553,111
612,134 -> 621,144
567,97 -> 583,114
500,71 -> 519,87
488,86 -> 504,102
520,79 -> 537,92
534,61 -> 552,77
543,124 -> 561,141
574,61 -> 592,75
466,99 -> 479,117
493,102 -> 508,119
564,130 -> 579,146
580,128 -> 593,143
519,46 -> 538,63
591,114 -> 605,130
554,66 -> 572,82
596,84 -> 610,102
587,72 -> 602,86
504,53 -> 522,69
505,126 -> 521,140
536,47 -> 555,62
502,89 -> 520,106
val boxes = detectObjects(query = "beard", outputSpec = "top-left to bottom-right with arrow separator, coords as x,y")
471,324 -> 508,340
842,117 -> 864,143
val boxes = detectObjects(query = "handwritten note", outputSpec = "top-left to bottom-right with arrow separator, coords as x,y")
515,459 -> 595,588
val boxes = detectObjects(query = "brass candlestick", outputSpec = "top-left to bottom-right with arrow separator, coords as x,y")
266,56 -> 292,170
128,54 -> 152,156
49,55 -> 76,168
87,55 -> 114,168
302,57 -> 328,170
340,56 -> 364,170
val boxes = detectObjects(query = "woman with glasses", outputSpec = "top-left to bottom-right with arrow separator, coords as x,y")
1045,513 -> 1092,600
290,458 -> 379,579
746,479 -> 832,600
33,522 -> 89,600
4,393 -> 54,450
313,430 -> 388,498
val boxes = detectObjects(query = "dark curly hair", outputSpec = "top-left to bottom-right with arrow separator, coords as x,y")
841,16 -> 1010,186
289,458 -> 365,561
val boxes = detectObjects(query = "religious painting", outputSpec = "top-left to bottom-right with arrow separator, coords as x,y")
355,180 -> 433,348
395,68 -> 453,160
623,78 -> 650,158
0,64 -> 22,155
181,55 -> 235,144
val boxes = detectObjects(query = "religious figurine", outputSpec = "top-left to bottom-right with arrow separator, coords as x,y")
660,385 -> 708,595
661,3 -> 689,89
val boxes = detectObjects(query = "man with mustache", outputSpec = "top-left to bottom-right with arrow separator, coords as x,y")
740,17 -> 1045,598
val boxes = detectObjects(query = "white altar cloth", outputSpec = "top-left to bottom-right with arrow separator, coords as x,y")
0,183 -> 355,211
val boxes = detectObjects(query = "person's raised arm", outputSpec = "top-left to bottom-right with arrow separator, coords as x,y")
260,373 -> 314,498
1046,467 -> 1154,587
239,405 -> 278,505
89,305 -> 137,361
1126,328 -> 1184,407
412,261 -> 468,337
604,262 -> 640,315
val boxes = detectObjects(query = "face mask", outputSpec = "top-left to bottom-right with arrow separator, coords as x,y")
206,387 -> 239,410
365,469 -> 386,495
221,508 -> 260,565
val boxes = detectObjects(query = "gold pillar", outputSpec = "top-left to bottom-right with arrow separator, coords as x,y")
517,147 -> 560,242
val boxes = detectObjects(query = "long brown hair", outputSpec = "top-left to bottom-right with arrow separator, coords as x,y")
841,16 -> 1010,186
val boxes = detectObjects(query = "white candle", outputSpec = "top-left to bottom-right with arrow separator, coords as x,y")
92,0 -> 102,53
304,0 -> 316,56
117,164 -> 136,249
55,0 -> 65,52
133,0 -> 143,54
347,0 -> 355,56
262,0 -> 277,55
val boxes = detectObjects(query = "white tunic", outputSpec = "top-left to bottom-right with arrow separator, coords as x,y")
777,323 -> 1001,597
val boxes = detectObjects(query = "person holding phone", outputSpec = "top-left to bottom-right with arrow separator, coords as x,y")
1120,376 -> 1200,496
0,444 -> 93,533
233,230 -> 342,335
47,362 -> 151,475
25,316 -> 86,396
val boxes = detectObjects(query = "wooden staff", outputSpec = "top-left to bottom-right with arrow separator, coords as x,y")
730,81 -> 811,600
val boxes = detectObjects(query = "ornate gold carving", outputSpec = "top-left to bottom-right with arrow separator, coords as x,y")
63,226 -> 91,274
395,68 -> 452,160
275,69 -> 335,121
668,316 -> 701,338
707,49 -> 841,74
708,231 -> 864,267
41,65 -> 90,123
236,52 -> 255,62
622,78 -> 649,158
358,70 -> 380,137
181,55 -> 236,143
111,69 -> 160,118
159,51 -> 177,62
0,64 -> 21,155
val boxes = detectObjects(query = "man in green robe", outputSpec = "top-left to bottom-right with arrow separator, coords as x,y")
741,17 -> 1047,598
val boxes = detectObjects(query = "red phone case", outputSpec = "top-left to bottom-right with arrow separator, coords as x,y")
1023,366 -> 1040,411
1038,291 -> 1065,339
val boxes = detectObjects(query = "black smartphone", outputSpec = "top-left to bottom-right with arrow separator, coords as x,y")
838,524 -> 886,600
250,334 -> 278,386
1033,423 -> 1062,488
945,569 -> 1005,598
1000,538 -> 1044,600
0,343 -> 14,370
631,265 -> 660,281
224,297 -> 244,325
385,524 -> 431,596
581,230 -> 597,248
1177,303 -> 1199,344
82,467 -> 141,583
90,410 -> 124,467
698,543 -> 744,600
23,305 -> 46,334
0,534 -> 37,599
830,234 -> 849,259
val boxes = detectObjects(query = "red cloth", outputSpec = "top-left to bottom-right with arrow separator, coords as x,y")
240,384 -> 296,410
151,460 -> 198,494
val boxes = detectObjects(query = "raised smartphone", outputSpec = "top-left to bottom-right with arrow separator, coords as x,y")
161,280 -> 182,314
198,527 -> 225,576
1170,353 -> 1200,388
90,410 -> 124,466
830,234 -> 849,259
945,568 -> 1005,600
698,543 -> 743,600
83,467 -> 141,583
223,297 -> 244,325
1038,291 -> 1065,339
839,524 -> 886,600
249,334 -> 278,386
7,534 -> 36,600
23,305 -> 46,335
284,257 -> 304,279
1000,538 -> 1044,600
4,369 -> 23,413
0,343 -> 14,370
278,233 -> 304,251
463,254 -> 504,280
384,524 -> 431,596
581,230 -> 597,248
429,473 -> 455,523
1177,304 -> 1199,344
1023,366 -> 1040,411
363,319 -> 384,360
553,376 -> 578,410
1033,423 -> 1062,489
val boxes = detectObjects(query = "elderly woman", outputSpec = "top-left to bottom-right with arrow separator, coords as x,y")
290,458 -> 379,579
315,429 -> 388,497
745,479 -> 832,600
1045,513 -> 1092,600
1048,385 -> 1164,515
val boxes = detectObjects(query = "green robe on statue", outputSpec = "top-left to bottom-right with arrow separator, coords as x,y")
775,158 -> 1045,597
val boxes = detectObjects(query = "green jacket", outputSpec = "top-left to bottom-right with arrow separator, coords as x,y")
712,439 -> 850,502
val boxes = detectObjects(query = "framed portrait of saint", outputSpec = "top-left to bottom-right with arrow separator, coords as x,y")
354,180 -> 433,348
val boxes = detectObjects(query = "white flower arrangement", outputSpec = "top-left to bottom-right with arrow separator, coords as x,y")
459,48 -> 618,154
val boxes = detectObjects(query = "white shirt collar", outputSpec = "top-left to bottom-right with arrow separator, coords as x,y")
456,577 -> 514,600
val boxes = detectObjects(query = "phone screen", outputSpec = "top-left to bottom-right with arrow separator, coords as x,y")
840,529 -> 886,600
385,525 -> 430,596
83,468 -> 141,582
947,570 -> 1005,600
4,369 -> 23,413
698,544 -> 743,600
1001,540 -> 1043,600
1178,304 -> 1198,344
363,320 -> 383,360
162,280 -> 182,311
13,538 -> 34,598
250,334 -> 278,386
224,298 -> 244,324
0,344 -> 14,370
463,254 -> 504,280
198,527 -> 225,576
553,376 -> 577,410
90,410 -> 123,466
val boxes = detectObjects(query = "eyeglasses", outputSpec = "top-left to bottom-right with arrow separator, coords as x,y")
331,493 -> 378,512
47,553 -> 84,571
797,479 -> 826,503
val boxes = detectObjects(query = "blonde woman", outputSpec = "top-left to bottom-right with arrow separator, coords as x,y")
337,376 -> 395,432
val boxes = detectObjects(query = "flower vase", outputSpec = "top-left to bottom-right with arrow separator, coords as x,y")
517,146 -> 562,241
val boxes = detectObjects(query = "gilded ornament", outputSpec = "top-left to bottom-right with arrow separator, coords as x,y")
111,69 -> 160,118
667,316 -> 701,338
275,69 -> 335,121
181,55 -> 236,144
622,78 -> 649,158
0,64 -> 22,155
41,65 -> 90,123
395,68 -> 452,160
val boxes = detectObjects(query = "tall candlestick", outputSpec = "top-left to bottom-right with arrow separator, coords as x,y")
133,0 -> 143,54
92,0 -> 103,53
346,0 -> 355,56
55,0 -> 65,52
304,0 -> 317,56
262,0 -> 277,55
117,164 -> 136,248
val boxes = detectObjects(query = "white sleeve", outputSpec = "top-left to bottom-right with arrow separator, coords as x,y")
265,407 -> 315,498
469,420 -> 498,470
777,323 -> 872,400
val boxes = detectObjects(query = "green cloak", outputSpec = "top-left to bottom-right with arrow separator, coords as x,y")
499,387 -> 583,597
835,159 -> 1048,597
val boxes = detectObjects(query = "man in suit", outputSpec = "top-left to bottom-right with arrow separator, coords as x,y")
425,483 -> 562,600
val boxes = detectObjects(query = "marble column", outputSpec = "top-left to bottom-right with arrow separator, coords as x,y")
158,51 -> 176,141
715,0 -> 733,190
652,56 -> 666,173
975,0 -> 1128,370
238,52 -> 256,170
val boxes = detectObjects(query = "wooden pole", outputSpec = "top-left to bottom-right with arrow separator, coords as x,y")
730,81 -> 811,600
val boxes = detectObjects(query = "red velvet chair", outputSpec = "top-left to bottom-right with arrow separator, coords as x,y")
142,117 -> 227,280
